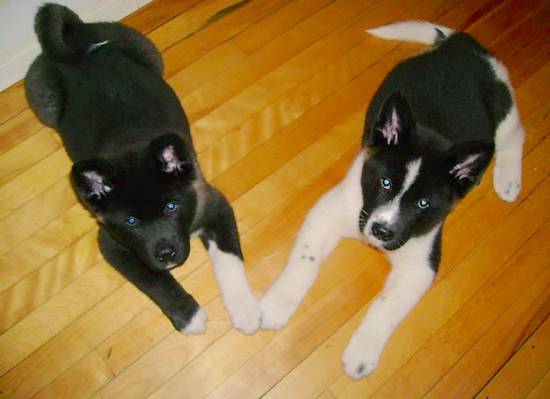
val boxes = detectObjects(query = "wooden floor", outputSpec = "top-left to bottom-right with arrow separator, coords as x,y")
0,0 -> 549,398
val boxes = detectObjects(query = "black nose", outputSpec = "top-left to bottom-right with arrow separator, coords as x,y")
155,245 -> 177,263
371,222 -> 394,242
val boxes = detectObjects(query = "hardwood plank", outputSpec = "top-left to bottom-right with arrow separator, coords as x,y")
0,205 -> 95,294
161,0 -> 293,77
0,83 -> 27,125
316,390 -> 337,399
148,0 -> 251,52
475,316 -> 550,399
0,112 -> 45,156
0,129 -> 60,185
32,351 -> 113,399
0,176 -> 75,255
0,261 -> 124,377
525,369 -> 550,399
0,280 -> 150,399
0,231 -> 100,333
123,0 -> 205,35
180,0 -> 386,123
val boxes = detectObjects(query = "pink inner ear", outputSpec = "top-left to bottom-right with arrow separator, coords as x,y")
381,108 -> 400,145
83,171 -> 111,198
161,145 -> 181,173
449,153 -> 481,180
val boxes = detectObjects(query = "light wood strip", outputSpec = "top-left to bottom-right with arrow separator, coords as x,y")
161,0 -> 293,77
525,369 -> 550,399
0,83 -> 27,125
0,111 -> 45,155
316,390 -> 337,399
148,0 -> 250,52
0,262 -> 124,377
32,351 -> 113,399
0,280 -> 150,399
0,176 -> 75,255
0,129 -> 60,185
475,316 -> 550,399
181,0 -> 386,123
0,230 -> 100,333
0,205 -> 95,294
123,0 -> 205,35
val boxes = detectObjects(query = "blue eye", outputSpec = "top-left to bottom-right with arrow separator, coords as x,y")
380,178 -> 392,190
417,199 -> 430,209
165,201 -> 177,212
126,216 -> 137,226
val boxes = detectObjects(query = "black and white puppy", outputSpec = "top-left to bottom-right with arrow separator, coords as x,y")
260,21 -> 524,378
25,4 -> 260,334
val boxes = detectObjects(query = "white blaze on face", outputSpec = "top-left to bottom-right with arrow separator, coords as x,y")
364,158 -> 422,245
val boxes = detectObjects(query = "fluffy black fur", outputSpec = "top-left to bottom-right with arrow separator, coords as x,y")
360,32 -> 511,270
25,3 -> 243,331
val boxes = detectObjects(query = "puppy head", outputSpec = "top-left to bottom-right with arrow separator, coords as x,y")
72,133 -> 198,271
359,92 -> 494,250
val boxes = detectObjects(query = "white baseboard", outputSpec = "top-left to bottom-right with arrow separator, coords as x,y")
0,0 -> 153,92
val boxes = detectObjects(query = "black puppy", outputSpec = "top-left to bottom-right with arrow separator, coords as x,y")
25,3 -> 260,334
260,21 -> 524,378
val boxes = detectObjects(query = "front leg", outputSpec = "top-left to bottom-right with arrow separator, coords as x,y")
98,227 -> 206,334
200,190 -> 260,335
260,152 -> 365,330
342,226 -> 441,379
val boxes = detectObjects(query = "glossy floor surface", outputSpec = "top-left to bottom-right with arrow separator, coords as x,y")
0,0 -> 548,398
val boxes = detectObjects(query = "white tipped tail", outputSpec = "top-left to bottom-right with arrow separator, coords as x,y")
366,21 -> 454,45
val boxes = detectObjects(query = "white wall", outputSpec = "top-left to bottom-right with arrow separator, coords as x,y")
0,0 -> 153,91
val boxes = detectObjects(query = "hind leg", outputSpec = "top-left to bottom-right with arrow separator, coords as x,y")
488,57 -> 524,202
24,55 -> 64,128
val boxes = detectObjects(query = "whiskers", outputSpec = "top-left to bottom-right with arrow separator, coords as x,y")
358,208 -> 369,231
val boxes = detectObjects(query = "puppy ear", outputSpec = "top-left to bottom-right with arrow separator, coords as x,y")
72,159 -> 115,209
447,141 -> 494,197
365,91 -> 415,148
150,134 -> 194,179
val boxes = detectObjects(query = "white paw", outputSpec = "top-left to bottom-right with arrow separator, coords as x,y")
259,291 -> 298,330
342,331 -> 385,380
227,294 -> 261,335
493,155 -> 521,202
180,307 -> 207,335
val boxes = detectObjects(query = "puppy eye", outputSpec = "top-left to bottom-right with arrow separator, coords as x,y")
126,216 -> 137,226
380,177 -> 392,190
417,199 -> 430,209
165,201 -> 177,212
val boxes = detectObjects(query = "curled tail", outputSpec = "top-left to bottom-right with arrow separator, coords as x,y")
34,3 -> 92,62
366,21 -> 455,46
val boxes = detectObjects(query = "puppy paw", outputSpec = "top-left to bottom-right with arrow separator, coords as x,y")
228,294 -> 261,335
493,154 -> 521,202
180,307 -> 207,335
342,331 -> 385,380
259,292 -> 298,330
